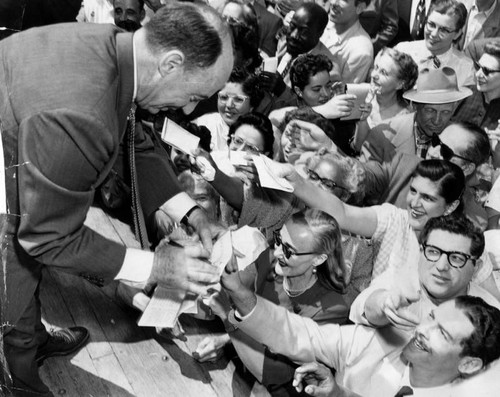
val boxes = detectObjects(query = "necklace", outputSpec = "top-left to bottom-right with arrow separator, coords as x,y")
283,274 -> 318,298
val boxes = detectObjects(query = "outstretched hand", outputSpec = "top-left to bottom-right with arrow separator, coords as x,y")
382,288 -> 422,331
293,362 -> 338,396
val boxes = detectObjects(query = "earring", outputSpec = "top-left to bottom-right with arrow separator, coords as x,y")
312,268 -> 317,274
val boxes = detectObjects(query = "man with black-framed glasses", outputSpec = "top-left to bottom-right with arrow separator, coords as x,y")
350,215 -> 499,329
394,0 -> 476,87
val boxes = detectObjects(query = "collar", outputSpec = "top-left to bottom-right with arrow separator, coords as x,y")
325,20 -> 361,44
472,0 -> 497,15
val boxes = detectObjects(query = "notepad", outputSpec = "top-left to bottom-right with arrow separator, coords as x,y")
161,118 -> 200,154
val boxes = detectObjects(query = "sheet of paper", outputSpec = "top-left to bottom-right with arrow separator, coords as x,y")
263,57 -> 278,73
210,230 -> 234,276
341,83 -> 371,121
252,154 -> 294,192
161,118 -> 200,154
232,226 -> 268,271
229,150 -> 249,166
138,286 -> 185,328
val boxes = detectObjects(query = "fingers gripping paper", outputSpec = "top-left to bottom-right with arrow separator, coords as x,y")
138,227 -> 268,328
252,154 -> 294,192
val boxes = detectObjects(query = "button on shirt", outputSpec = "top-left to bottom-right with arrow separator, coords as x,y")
395,40 -> 476,87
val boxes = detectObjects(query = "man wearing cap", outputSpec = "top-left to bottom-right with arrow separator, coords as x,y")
359,67 -> 472,163
395,0 -> 476,88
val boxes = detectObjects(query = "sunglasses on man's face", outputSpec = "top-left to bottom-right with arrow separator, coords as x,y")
431,134 -> 474,163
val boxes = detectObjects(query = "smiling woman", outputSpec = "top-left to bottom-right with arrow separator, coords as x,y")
193,68 -> 264,151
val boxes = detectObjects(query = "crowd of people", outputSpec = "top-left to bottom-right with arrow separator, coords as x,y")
1,0 -> 500,396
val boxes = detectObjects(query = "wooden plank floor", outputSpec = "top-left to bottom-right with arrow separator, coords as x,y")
39,206 -> 270,397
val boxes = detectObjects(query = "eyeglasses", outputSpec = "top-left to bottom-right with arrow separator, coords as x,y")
431,134 -> 474,163
422,243 -> 476,269
218,92 -> 249,106
307,169 -> 348,192
273,230 -> 315,259
425,20 -> 456,37
230,135 -> 262,154
473,60 -> 500,77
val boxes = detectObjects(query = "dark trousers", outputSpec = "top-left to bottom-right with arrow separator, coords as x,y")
0,218 -> 52,397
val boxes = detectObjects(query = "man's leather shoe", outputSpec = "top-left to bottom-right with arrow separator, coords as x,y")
36,326 -> 90,365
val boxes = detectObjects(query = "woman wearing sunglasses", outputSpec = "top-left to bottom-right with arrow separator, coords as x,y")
193,208 -> 350,397
301,150 -> 374,304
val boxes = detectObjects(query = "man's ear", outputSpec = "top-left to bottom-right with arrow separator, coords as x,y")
443,199 -> 460,216
158,50 -> 185,77
458,356 -> 483,377
355,1 -> 367,15
140,8 -> 146,21
461,161 -> 476,178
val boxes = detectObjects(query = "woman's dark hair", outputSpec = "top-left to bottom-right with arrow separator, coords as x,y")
377,47 -> 418,105
290,54 -> 333,91
282,107 -> 336,141
226,67 -> 265,108
227,112 -> 274,157
412,159 -> 465,208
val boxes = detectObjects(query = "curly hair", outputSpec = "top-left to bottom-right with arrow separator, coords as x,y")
291,208 -> 349,292
290,53 -> 334,91
305,149 -> 366,205
227,112 -> 275,157
281,107 -> 336,141
376,47 -> 418,105
226,67 -> 265,108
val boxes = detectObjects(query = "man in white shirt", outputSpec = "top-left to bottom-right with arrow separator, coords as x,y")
220,215 -> 500,396
320,0 -> 374,83
396,0 -> 476,87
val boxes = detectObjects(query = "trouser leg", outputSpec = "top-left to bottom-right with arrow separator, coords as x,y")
3,285 -> 53,397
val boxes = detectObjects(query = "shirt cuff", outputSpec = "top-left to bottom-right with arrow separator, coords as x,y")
229,305 -> 257,323
159,192 -> 197,223
114,248 -> 154,282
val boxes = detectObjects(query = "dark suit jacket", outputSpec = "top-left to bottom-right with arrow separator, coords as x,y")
254,2 -> 283,57
359,0 -> 399,53
458,1 -> 500,50
0,23 -> 182,325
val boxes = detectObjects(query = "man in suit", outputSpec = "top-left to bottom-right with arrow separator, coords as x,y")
251,0 -> 283,57
0,2 -> 233,396
360,67 -> 471,163
220,262 -> 500,396
458,0 -> 500,50
276,3 -> 338,87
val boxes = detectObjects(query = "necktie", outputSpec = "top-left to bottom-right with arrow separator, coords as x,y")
411,0 -> 426,40
394,385 -> 414,397
127,105 -> 150,249
277,53 -> 294,79
430,55 -> 441,68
